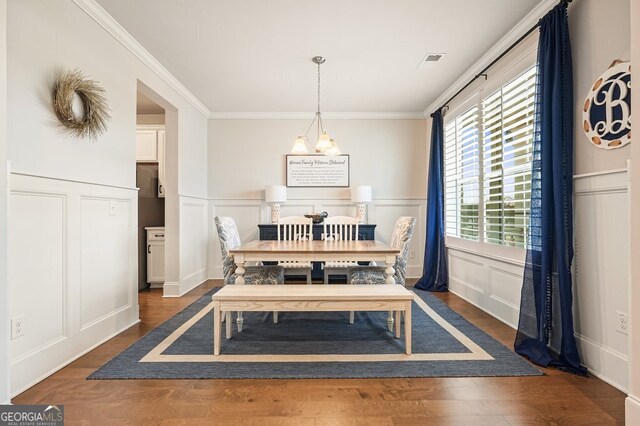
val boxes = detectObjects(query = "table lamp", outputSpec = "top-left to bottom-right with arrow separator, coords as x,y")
351,185 -> 372,223
265,185 -> 287,224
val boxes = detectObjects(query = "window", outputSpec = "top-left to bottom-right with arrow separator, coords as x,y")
444,106 -> 480,241
444,65 -> 536,249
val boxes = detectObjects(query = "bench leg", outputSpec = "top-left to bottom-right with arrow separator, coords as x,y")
405,301 -> 412,355
213,302 -> 221,355
273,311 -> 278,323
349,311 -> 355,324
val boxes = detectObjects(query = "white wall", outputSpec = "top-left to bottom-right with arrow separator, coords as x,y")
566,0 -> 630,391
571,0 -> 630,175
207,118 -> 427,279
6,0 -> 209,395
626,0 -> 640,421
0,0 -> 9,405
441,0 -> 631,392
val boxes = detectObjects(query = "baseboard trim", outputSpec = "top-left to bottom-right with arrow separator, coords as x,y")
575,333 -> 628,392
11,319 -> 140,398
626,395 -> 640,424
162,281 -> 181,297
448,287 -> 517,330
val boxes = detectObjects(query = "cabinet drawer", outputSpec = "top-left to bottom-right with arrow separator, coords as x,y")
147,230 -> 165,241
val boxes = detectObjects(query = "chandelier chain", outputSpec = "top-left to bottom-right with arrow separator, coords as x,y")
317,60 -> 321,114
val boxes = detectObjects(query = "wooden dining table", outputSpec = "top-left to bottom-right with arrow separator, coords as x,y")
229,240 -> 400,284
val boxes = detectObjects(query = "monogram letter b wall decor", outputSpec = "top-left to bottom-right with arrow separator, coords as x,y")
583,61 -> 631,149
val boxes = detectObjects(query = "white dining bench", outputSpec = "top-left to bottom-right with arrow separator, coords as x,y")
212,284 -> 414,355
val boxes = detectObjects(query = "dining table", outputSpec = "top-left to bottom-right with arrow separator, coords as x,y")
229,239 -> 400,284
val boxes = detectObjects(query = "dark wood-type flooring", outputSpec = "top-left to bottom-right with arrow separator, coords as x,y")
13,279 -> 626,425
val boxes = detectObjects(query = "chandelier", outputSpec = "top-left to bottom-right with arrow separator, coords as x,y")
291,56 -> 341,155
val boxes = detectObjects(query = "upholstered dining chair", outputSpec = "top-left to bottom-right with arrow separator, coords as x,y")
214,216 -> 284,328
347,216 -> 417,325
276,216 -> 314,284
322,215 -> 360,283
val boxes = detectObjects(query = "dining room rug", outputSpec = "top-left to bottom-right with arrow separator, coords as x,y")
88,287 -> 541,379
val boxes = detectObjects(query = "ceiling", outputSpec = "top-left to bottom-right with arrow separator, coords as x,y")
136,91 -> 165,114
97,0 -> 541,114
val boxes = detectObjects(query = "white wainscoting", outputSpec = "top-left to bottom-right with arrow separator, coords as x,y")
173,195 -> 208,297
207,198 -> 426,280
8,173 -> 139,396
574,168 -> 629,391
446,167 -> 630,392
447,247 -> 524,328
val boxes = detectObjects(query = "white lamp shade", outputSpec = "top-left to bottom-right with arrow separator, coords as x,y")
325,138 -> 341,156
265,185 -> 287,203
351,185 -> 372,203
291,136 -> 309,154
315,132 -> 332,152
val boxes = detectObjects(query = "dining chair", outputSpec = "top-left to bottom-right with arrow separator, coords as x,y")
214,216 -> 284,328
277,215 -> 314,284
347,216 -> 417,325
322,215 -> 360,283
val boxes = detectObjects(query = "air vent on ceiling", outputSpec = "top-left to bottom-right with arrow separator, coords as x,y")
418,53 -> 446,69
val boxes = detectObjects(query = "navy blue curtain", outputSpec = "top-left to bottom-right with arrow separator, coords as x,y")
514,3 -> 586,375
415,109 -> 448,292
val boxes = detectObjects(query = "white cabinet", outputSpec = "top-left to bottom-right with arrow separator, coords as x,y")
136,126 -> 166,198
135,130 -> 158,161
146,227 -> 165,288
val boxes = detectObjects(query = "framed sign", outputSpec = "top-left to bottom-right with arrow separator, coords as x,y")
286,155 -> 350,187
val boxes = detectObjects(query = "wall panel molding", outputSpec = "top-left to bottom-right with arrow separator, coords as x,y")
446,167 -> 629,392
175,196 -> 208,297
8,173 -> 139,396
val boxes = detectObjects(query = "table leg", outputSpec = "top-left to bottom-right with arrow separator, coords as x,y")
405,300 -> 412,355
237,311 -> 244,332
235,260 -> 246,285
384,255 -> 396,284
225,311 -> 232,339
387,311 -> 394,332
213,301 -> 221,355
395,310 -> 401,338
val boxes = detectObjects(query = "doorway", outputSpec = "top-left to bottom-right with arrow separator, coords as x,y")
135,91 -> 166,291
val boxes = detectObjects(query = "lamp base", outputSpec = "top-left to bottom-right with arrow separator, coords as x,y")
356,204 -> 366,224
271,203 -> 281,224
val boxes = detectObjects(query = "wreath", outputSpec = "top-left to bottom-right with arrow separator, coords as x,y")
53,69 -> 110,139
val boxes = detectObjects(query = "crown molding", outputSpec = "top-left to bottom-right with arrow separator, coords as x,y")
423,0 -> 558,116
208,111 -> 427,120
71,0 -> 211,118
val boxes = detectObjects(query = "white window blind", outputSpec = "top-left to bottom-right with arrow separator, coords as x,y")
443,65 -> 536,249
444,106 -> 480,241
482,67 -> 536,248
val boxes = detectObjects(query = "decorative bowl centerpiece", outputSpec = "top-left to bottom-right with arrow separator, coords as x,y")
304,211 -> 328,224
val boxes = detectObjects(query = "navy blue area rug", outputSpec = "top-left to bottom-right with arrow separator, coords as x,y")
88,287 -> 541,379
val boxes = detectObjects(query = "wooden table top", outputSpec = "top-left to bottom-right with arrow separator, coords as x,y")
212,284 -> 414,301
229,240 -> 399,255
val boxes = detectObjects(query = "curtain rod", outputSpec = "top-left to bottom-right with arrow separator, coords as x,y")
432,0 -> 572,117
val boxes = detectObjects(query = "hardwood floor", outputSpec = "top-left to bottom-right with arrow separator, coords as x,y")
12,279 -> 625,425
